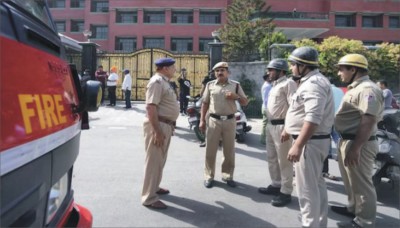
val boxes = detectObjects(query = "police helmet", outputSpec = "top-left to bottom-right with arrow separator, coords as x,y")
337,54 -> 368,71
288,46 -> 319,67
267,58 -> 289,72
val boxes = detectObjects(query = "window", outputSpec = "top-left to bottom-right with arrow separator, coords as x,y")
116,10 -> 137,23
90,25 -> 108,39
71,20 -> 84,32
199,11 -> 221,24
171,11 -> 193,24
171,38 -> 193,52
144,11 -> 165,23
48,0 -> 65,8
70,0 -> 85,8
13,0 -> 53,28
91,1 -> 109,13
55,21 -> 66,32
389,16 -> 400,28
143,38 -> 164,49
335,14 -> 356,27
199,38 -> 213,52
362,15 -> 383,28
115,37 -> 137,52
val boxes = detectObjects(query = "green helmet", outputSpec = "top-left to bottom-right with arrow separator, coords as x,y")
267,58 -> 288,72
288,46 -> 319,67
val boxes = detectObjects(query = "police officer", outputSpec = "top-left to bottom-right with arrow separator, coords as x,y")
141,57 -> 179,210
258,59 -> 297,207
200,62 -> 248,188
332,54 -> 383,228
285,47 -> 334,227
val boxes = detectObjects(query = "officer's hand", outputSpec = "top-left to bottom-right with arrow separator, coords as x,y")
224,91 -> 237,100
199,120 -> 206,133
281,130 -> 290,143
287,144 -> 302,162
153,129 -> 165,147
344,146 -> 361,167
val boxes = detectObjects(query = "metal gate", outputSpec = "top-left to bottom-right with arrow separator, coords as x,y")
96,49 -> 209,101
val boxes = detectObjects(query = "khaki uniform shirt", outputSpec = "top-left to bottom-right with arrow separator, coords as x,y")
267,76 -> 297,120
335,76 -> 383,135
203,79 -> 246,115
146,73 -> 180,121
285,70 -> 334,135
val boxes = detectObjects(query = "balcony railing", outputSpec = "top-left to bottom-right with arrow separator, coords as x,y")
253,11 -> 329,20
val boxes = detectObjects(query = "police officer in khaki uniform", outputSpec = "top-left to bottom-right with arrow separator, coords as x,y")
332,54 -> 383,228
285,47 -> 334,227
200,62 -> 248,188
141,57 -> 179,209
258,59 -> 297,207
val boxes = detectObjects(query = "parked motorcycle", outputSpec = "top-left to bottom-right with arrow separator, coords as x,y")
373,109 -> 400,187
186,97 -> 252,143
186,95 -> 204,142
235,101 -> 252,143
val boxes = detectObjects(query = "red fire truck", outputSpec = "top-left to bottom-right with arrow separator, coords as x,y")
1,0 -> 100,227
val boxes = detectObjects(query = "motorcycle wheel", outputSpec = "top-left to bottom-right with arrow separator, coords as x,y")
194,126 -> 205,142
237,133 -> 245,143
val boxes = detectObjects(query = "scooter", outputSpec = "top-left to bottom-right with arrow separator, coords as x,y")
186,95 -> 204,142
186,97 -> 252,143
235,101 -> 252,143
373,109 -> 400,187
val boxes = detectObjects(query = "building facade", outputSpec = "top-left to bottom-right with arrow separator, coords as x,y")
50,0 -> 400,53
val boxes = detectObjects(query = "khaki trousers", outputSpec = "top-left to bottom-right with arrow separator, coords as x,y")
295,138 -> 329,228
260,109 -> 268,144
204,117 -> 236,181
265,123 -> 293,194
141,119 -> 173,205
338,140 -> 377,228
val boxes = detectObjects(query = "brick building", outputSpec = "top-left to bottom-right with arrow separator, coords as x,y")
50,0 -> 400,53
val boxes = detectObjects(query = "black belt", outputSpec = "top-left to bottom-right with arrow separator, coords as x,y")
340,134 -> 377,141
270,119 -> 285,125
158,116 -> 176,127
292,134 -> 330,140
210,113 -> 234,120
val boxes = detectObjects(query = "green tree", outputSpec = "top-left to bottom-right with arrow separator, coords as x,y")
258,30 -> 288,60
219,0 -> 273,62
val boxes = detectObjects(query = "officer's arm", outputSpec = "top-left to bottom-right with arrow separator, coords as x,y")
146,104 -> 162,134
293,121 -> 318,148
200,102 -> 209,122
350,114 -> 376,151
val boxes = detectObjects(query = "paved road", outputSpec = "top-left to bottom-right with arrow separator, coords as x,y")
73,101 -> 399,227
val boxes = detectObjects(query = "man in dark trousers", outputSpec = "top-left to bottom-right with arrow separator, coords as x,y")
178,68 -> 191,115
95,65 -> 108,105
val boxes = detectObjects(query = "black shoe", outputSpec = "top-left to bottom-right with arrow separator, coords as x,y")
337,220 -> 363,228
222,178 -> 236,188
272,192 -> 292,207
204,180 -> 214,188
331,205 -> 355,218
106,104 -> 113,106
258,185 -> 280,195
199,142 -> 206,147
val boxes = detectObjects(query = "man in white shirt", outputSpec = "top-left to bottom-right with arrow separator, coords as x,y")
122,69 -> 132,109
107,66 -> 118,106
260,73 -> 272,145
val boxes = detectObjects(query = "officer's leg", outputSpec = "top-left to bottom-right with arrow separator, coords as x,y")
348,142 -> 377,228
260,109 -> 267,144
296,139 -> 329,228
337,140 -> 356,213
266,124 -> 281,187
204,118 -> 221,181
221,118 -> 236,180
275,125 -> 293,195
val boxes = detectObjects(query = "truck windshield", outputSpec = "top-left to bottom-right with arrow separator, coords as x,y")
13,0 -> 53,28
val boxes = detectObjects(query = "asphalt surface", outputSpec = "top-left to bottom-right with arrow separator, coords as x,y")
73,101 -> 399,227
